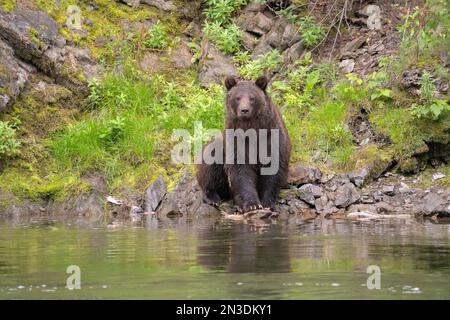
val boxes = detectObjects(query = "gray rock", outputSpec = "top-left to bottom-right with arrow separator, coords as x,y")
339,59 -> 355,73
170,42 -> 193,69
335,183 -> 361,208
348,169 -> 369,187
340,36 -> 366,57
198,41 -> 237,87
0,9 -> 99,91
141,0 -> 177,12
359,5 -> 382,30
314,195 -> 328,212
423,192 -> 445,214
246,12 -> 273,35
0,39 -> 31,111
298,184 -> 316,206
195,203 -> 221,217
242,31 -> 258,51
283,41 -> 305,65
382,185 -> 395,196
288,165 -> 322,185
144,176 -> 167,212
256,17 -> 300,53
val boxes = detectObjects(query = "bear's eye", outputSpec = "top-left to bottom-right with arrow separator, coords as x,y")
236,96 -> 241,102
249,96 -> 256,103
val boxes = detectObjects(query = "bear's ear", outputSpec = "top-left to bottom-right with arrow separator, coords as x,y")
224,76 -> 237,91
255,76 -> 268,91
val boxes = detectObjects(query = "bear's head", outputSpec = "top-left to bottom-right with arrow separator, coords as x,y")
224,75 -> 268,121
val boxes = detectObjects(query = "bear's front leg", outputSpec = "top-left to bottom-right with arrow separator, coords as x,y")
258,174 -> 282,211
227,165 -> 262,213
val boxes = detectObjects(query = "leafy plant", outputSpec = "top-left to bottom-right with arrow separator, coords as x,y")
411,71 -> 450,120
0,121 -> 21,160
203,0 -> 249,25
143,21 -> 169,49
238,49 -> 283,79
298,16 -> 325,48
204,21 -> 243,54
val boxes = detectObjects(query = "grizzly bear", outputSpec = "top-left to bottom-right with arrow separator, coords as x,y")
196,75 -> 291,213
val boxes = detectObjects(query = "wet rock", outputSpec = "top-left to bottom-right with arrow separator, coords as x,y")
423,192 -> 446,214
288,165 -> 322,185
198,41 -> 237,87
339,59 -> 355,73
375,202 -> 395,214
144,176 -> 167,212
70,174 -> 107,221
335,183 -> 360,208
195,203 -> 221,217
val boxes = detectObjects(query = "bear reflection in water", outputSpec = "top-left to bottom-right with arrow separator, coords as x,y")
196,222 -> 291,273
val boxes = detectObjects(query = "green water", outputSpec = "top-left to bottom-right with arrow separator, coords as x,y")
0,215 -> 449,299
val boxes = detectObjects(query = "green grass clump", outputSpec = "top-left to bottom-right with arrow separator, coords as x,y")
49,66 -> 225,186
143,21 -> 170,49
204,21 -> 242,54
238,49 -> 283,79
1,0 -> 16,12
0,121 -> 21,161
203,0 -> 249,25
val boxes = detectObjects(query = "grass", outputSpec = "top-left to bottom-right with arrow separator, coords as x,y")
48,65 -> 225,190
1,0 -> 449,208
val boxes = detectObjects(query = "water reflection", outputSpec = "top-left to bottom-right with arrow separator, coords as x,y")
0,215 -> 449,299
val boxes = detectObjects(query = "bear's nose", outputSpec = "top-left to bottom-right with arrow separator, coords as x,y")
240,108 -> 249,114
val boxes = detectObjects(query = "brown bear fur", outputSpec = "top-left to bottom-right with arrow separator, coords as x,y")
196,76 -> 291,212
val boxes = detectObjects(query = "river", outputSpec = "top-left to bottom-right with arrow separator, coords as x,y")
0,215 -> 449,299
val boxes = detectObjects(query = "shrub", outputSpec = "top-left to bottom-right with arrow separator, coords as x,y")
143,21 -> 169,49
204,21 -> 243,54
298,16 -> 325,48
203,0 -> 249,25
0,121 -> 21,160
238,49 -> 283,79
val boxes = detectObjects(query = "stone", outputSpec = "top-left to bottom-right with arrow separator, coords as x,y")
359,5 -> 382,30
144,176 -> 167,212
141,0 -> 177,12
241,31 -> 258,51
288,165 -> 322,185
335,183 -> 361,208
340,36 -> 366,57
195,203 -> 221,217
0,39 -> 31,111
314,195 -> 328,212
0,9 -> 99,91
170,42 -> 193,69
348,169 -> 369,187
382,185 -> 395,196
423,192 -> 445,214
198,41 -> 237,87
283,41 -> 305,65
246,12 -> 273,35
339,59 -> 355,73
298,184 -> 316,206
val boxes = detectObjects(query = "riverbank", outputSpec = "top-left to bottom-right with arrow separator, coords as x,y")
0,1 -> 448,220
